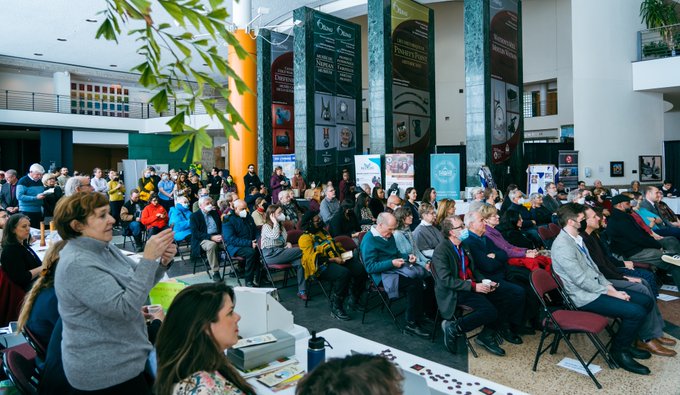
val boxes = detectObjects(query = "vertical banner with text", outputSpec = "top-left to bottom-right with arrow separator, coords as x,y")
430,154 -> 460,200
354,154 -> 383,193
271,31 -> 295,156
489,0 -> 521,164
309,9 -> 362,168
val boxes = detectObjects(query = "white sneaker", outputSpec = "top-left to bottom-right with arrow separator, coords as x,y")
661,255 -> 680,267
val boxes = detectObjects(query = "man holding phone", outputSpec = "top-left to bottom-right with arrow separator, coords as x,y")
432,216 -> 520,357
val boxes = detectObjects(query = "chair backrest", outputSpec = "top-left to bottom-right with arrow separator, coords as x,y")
0,269 -> 26,327
357,231 -> 367,247
282,220 -> 295,231
3,350 -> 39,395
22,327 -> 47,361
537,226 -> 554,242
286,229 -> 303,245
548,222 -> 561,236
334,235 -> 357,252
530,269 -> 559,304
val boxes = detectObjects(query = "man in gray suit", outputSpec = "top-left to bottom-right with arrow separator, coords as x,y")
552,203 -> 654,375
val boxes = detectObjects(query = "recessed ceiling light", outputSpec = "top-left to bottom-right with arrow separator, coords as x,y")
34,53 -> 43,56
86,19 -> 97,23
57,38 -> 67,42
110,64 -> 117,67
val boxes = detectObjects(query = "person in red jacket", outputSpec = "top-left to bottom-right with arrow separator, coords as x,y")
141,196 -> 169,236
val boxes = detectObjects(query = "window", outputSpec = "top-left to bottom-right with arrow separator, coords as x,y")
523,80 -> 558,118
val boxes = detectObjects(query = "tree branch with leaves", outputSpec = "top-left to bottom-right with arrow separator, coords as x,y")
96,0 -> 251,162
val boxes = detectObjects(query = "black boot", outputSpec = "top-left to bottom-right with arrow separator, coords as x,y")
330,294 -> 350,321
345,293 -> 366,312
610,348 -> 650,375
442,320 -> 462,354
475,328 -> 506,356
134,238 -> 144,252
498,325 -> 523,345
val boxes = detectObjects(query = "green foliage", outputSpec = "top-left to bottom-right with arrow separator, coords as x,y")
640,0 -> 679,52
96,0 -> 251,162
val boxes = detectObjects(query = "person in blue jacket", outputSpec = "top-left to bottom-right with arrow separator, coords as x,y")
16,163 -> 46,228
169,196 -> 192,242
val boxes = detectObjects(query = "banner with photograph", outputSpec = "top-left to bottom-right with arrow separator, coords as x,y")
430,154 -> 460,200
489,0 -> 520,164
391,0 -> 433,154
354,154 -> 383,194
385,153 -> 414,198
558,150 -> 579,189
311,10 -> 361,167
526,164 -> 557,196
271,31 -> 295,155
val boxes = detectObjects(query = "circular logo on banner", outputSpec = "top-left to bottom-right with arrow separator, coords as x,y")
433,159 -> 456,185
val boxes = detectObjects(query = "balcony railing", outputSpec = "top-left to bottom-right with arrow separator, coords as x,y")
638,23 -> 680,61
0,89 -> 226,119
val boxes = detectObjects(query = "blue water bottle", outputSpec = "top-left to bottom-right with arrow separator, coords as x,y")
307,331 -> 326,372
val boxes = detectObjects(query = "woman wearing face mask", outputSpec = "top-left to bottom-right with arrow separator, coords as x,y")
298,211 -> 367,320
250,197 -> 267,226
137,167 -> 158,203
169,196 -> 192,243
172,173 -> 192,206
497,210 -> 539,250
141,196 -> 170,236
329,200 -> 362,240
261,205 -> 307,300
157,172 -> 175,213
221,175 -> 237,198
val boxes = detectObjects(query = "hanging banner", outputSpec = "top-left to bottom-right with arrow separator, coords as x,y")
385,153 -> 414,198
558,150 -> 579,189
430,154 -> 460,200
311,10 -> 361,167
391,0 -> 433,154
271,31 -> 295,155
526,164 -> 557,196
489,0 -> 520,164
354,154 -> 383,193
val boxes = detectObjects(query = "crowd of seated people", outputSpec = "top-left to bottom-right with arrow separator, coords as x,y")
3,160 -> 680,393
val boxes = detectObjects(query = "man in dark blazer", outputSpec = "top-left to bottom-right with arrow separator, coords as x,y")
222,199 -> 259,287
0,169 -> 19,214
190,196 -> 224,282
432,216 -> 518,357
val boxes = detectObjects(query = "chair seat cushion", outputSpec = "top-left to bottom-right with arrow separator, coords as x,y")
267,264 -> 292,270
549,310 -> 609,333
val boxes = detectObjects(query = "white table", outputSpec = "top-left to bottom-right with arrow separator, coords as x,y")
248,328 -> 526,395
662,197 -> 680,214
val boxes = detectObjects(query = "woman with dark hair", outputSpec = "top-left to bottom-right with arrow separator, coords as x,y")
499,184 -> 519,214
403,187 -> 420,231
497,209 -> 539,250
261,204 -> 307,300
1,214 -> 42,291
420,187 -> 438,210
251,197 -> 267,226
298,211 -> 366,320
270,166 -> 288,204
155,283 -> 255,395
54,192 -> 176,393
354,192 -> 375,232
172,173 -> 192,205
368,187 -> 386,218
141,195 -> 169,236
329,200 -> 362,239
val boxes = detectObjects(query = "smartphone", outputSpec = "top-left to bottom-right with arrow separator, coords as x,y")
9,321 -> 18,333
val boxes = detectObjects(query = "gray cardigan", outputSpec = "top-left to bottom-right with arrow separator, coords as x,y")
551,230 -> 610,307
55,236 -> 167,390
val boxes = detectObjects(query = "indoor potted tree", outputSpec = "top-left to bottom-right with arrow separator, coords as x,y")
640,0 -> 679,56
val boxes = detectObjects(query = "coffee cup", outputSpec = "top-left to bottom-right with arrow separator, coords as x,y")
146,304 -> 163,315
482,279 -> 492,286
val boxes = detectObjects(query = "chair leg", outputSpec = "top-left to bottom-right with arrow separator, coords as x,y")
532,329 -> 550,371
430,310 -> 440,343
560,335 -> 603,389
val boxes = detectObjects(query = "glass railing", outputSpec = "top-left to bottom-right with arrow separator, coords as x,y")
0,89 -> 226,119
638,23 -> 680,61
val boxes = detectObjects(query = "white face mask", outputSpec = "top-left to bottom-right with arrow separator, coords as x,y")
517,198 -> 526,205
239,209 -> 248,218
577,198 -> 586,205
204,204 -> 214,212
276,213 -> 286,222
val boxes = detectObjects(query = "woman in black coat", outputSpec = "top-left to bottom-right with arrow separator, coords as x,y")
1,214 -> 42,291
497,210 -> 538,250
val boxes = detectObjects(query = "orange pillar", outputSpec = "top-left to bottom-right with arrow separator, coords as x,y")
228,29 -> 257,199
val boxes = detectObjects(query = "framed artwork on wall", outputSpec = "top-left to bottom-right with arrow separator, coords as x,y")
639,155 -> 662,182
610,161 -> 624,177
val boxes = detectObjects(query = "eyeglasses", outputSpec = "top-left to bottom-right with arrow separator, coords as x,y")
452,225 -> 464,230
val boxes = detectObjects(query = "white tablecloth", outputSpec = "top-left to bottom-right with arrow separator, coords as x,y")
248,328 -> 526,395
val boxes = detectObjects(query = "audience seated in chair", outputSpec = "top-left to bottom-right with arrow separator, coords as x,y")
1,214 -> 42,292
298,211 -> 366,320
360,212 -> 431,338
141,196 -> 169,237
432,215 -> 517,356
413,203 -> 443,259
329,199 -> 362,239
261,204 -> 306,299
169,196 -> 192,243
551,203 -> 655,375
222,199 -> 259,287
120,189 -> 147,252
190,196 -> 225,282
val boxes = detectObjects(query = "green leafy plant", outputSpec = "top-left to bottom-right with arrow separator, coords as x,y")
640,0 -> 679,56
96,0 -> 250,162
